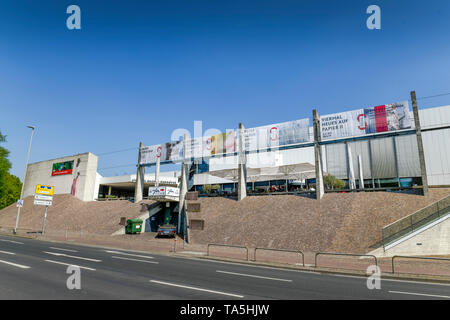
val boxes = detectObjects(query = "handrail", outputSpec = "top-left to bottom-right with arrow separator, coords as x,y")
315,252 -> 378,268
254,247 -> 304,266
207,243 -> 249,261
382,194 -> 450,248
392,255 -> 450,274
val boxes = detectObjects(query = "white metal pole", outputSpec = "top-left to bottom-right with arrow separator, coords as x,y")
14,126 -> 35,234
42,205 -> 48,234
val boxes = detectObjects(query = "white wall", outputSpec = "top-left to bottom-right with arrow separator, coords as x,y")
23,152 -> 98,202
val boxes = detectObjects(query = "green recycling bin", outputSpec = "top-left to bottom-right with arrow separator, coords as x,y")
125,219 -> 143,234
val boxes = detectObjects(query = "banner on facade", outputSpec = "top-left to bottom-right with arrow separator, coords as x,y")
186,131 -> 237,159
140,141 -> 182,165
244,118 -> 310,152
320,101 -> 411,140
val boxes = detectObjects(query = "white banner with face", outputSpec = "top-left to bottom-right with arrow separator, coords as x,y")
244,118 -> 310,152
185,131 -> 237,159
140,141 -> 182,165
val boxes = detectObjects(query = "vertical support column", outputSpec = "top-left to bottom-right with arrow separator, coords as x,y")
346,142 -> 356,190
134,142 -> 145,203
313,109 -> 324,200
155,156 -> 161,188
107,185 -> 112,200
368,139 -> 375,189
411,91 -> 429,196
357,155 -> 364,190
238,122 -> 247,201
392,136 -> 401,187
178,135 -> 188,234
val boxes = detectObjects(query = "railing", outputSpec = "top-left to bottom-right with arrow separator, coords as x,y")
382,194 -> 450,249
315,252 -> 378,268
392,255 -> 450,274
207,243 -> 249,261
254,248 -> 304,266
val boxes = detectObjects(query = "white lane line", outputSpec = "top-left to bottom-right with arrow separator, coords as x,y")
0,250 -> 15,255
216,270 -> 293,282
111,256 -> 159,264
389,290 -> 450,299
105,250 -> 154,259
0,239 -> 23,244
149,280 -> 244,298
0,259 -> 30,269
43,251 -> 101,262
49,247 -> 78,253
45,260 -> 96,271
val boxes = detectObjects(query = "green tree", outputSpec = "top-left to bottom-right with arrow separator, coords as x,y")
0,130 -> 22,209
323,174 -> 346,190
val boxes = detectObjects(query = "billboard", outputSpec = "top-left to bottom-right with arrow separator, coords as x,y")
140,141 -> 182,165
320,101 -> 411,140
243,118 -> 310,152
186,131 -> 237,159
51,161 -> 73,176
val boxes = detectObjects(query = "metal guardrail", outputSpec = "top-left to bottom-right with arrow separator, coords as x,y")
382,194 -> 450,249
391,255 -> 450,274
254,247 -> 304,266
314,252 -> 378,268
207,243 -> 249,261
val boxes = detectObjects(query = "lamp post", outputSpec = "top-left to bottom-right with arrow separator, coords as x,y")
14,125 -> 35,234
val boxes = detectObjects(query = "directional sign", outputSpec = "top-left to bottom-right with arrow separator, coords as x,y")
33,199 -> 52,206
34,194 -> 53,201
35,185 -> 54,196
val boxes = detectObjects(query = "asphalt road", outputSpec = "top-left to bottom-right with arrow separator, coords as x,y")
0,234 -> 449,300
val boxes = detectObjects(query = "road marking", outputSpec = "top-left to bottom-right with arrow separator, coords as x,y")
49,247 -> 78,253
216,270 -> 293,282
0,239 -> 23,244
111,256 -> 159,264
149,280 -> 244,298
43,251 -> 101,262
388,290 -> 450,299
45,260 -> 96,271
0,259 -> 30,269
0,250 -> 15,255
105,250 -> 154,259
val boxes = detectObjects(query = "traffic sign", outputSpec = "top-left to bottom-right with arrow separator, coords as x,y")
34,194 -> 53,201
16,200 -> 23,207
35,185 -> 54,196
33,200 -> 52,206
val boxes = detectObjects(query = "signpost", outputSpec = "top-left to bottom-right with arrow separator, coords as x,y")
34,185 -> 54,234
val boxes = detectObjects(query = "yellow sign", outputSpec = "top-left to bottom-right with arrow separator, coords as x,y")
35,185 -> 54,196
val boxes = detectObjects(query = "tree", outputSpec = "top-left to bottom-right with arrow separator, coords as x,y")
323,174 -> 346,190
0,130 -> 22,209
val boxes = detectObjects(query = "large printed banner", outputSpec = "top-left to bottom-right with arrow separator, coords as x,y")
320,101 -> 411,140
186,131 -> 237,159
51,161 -> 74,176
140,141 -> 182,165
243,118 -> 310,152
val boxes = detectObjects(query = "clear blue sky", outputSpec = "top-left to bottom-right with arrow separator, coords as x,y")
1,0 -> 450,179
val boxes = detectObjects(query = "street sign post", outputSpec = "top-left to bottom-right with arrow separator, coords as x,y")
33,185 -> 54,234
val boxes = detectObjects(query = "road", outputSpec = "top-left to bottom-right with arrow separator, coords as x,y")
0,234 -> 449,300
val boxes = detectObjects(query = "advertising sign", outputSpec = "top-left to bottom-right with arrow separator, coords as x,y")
51,161 -> 74,176
140,141 -> 182,165
186,131 -> 237,159
320,101 -> 411,140
35,184 -> 55,196
148,186 -> 180,197
244,118 -> 310,151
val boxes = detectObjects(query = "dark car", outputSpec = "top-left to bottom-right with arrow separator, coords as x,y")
157,224 -> 176,238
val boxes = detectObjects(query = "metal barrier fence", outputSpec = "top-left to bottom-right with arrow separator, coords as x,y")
254,247 -> 305,266
315,252 -> 378,268
392,255 -> 450,274
382,194 -> 450,249
207,243 -> 249,261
